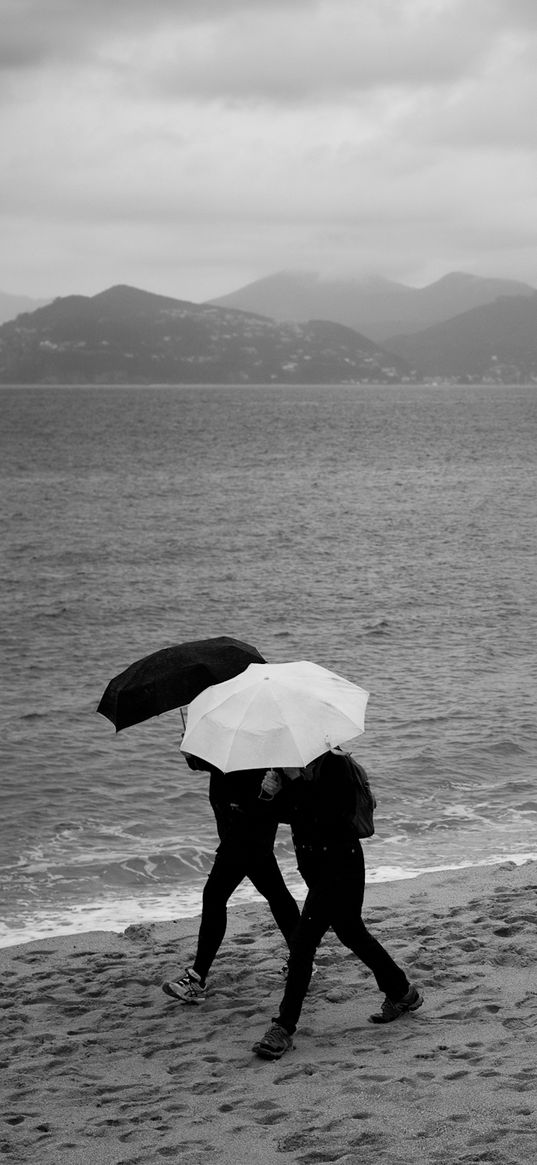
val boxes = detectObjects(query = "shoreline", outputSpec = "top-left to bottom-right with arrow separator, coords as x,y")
2,859 -> 536,1164
2,851 -> 536,953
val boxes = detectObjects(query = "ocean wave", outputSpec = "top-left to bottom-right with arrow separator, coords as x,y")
2,853 -> 536,952
362,619 -> 391,637
29,606 -> 71,620
18,710 -> 57,722
482,738 -> 528,756
366,852 -> 537,884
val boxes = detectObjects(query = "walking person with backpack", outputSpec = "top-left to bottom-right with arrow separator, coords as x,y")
252,748 -> 423,1060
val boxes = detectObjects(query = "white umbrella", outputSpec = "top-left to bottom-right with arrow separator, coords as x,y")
180,660 -> 369,773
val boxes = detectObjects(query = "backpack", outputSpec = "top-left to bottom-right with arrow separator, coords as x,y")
341,753 -> 376,838
309,749 -> 377,838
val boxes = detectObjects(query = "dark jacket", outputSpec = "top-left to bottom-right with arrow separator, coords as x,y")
184,753 -> 278,849
280,750 -> 360,851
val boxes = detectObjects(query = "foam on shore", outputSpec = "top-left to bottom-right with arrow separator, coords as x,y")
3,849 -> 536,952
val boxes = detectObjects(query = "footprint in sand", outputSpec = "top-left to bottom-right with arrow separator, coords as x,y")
277,1130 -> 318,1153
273,1064 -> 318,1083
501,1016 -> 533,1031
253,1107 -> 288,1127
191,1080 -> 227,1095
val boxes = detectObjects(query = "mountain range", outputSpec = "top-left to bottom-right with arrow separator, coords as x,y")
0,290 -> 51,326
386,293 -> 537,380
210,270 -> 536,343
0,285 -> 414,385
2,274 -> 537,384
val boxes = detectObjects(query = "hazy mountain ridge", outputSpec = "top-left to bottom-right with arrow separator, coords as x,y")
0,290 -> 52,325
385,293 -> 537,382
210,270 -> 536,342
0,284 -> 415,385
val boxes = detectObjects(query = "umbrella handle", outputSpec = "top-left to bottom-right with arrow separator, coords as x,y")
179,707 -> 186,731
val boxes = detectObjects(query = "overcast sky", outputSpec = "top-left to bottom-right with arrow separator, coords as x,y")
2,0 -> 537,301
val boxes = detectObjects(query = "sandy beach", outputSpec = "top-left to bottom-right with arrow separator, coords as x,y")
1,859 -> 536,1165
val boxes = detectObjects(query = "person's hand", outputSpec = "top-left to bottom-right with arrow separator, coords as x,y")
259,768 -> 282,799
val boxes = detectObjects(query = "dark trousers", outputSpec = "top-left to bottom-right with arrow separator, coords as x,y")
277,842 -> 409,1034
193,843 -> 301,983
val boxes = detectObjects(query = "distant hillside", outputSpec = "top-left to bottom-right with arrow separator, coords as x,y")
386,294 -> 537,381
210,270 -> 536,342
0,290 -> 51,325
0,284 -> 416,385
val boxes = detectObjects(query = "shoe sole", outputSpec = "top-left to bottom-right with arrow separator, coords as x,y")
162,982 -> 206,1004
368,992 -> 424,1024
252,1042 -> 293,1060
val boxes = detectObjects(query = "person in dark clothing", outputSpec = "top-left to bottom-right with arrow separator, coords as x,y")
162,756 -> 301,1003
252,749 -> 423,1059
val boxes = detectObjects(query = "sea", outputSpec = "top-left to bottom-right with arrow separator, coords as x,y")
1,383 -> 536,950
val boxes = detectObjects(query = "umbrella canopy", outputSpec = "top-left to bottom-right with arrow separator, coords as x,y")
180,660 -> 369,773
97,636 -> 265,731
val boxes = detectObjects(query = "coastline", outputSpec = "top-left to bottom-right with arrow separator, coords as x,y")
3,849 -> 536,952
2,859 -> 536,1164
2,848 -> 533,955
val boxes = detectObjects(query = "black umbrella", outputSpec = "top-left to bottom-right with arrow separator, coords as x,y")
97,635 -> 265,732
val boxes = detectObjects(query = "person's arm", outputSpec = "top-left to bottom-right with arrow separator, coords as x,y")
208,770 -> 232,841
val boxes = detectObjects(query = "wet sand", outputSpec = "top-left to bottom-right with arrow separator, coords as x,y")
1,860 -> 536,1164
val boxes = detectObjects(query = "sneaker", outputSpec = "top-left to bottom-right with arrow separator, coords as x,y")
253,1022 -> 294,1061
162,968 -> 206,1004
368,984 -> 423,1024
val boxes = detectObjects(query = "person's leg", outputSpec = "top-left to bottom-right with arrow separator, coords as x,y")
333,912 -> 409,998
327,847 -> 420,1015
278,885 -> 330,1031
268,866 -> 332,1029
252,877 -> 331,1058
162,846 -> 247,1001
246,853 -> 301,947
191,848 -> 246,983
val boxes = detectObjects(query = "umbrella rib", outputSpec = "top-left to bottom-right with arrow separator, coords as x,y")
252,681 -> 366,765
221,681 -> 275,770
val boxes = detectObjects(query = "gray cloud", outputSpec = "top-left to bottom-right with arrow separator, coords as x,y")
148,25 -> 487,104
3,0 -> 534,97
493,0 -> 537,27
0,0 -> 312,70
2,0 -> 537,298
